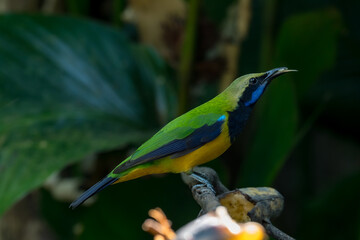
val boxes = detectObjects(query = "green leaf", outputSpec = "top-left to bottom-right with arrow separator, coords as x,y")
0,15 -> 175,216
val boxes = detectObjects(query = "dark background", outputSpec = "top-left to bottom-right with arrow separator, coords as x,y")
0,0 -> 359,239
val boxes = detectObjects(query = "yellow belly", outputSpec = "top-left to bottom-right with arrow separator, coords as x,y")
163,130 -> 231,173
115,129 -> 231,183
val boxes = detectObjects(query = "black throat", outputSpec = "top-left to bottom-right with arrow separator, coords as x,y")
227,98 -> 253,143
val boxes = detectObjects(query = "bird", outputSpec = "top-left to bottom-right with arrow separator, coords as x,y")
69,67 -> 296,209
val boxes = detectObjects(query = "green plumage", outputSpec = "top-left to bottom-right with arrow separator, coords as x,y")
128,95 -> 231,161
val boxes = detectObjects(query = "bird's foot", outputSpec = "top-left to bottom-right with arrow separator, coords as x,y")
189,172 -> 216,194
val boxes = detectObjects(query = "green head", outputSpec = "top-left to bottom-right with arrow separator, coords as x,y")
225,67 -> 296,108
224,67 -> 296,142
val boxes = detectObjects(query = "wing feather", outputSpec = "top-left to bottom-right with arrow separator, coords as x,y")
113,113 -> 226,174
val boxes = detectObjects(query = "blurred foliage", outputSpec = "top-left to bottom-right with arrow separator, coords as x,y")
299,171 -> 360,239
66,0 -> 90,16
239,8 -> 341,187
0,0 -> 359,240
0,14 -> 176,216
40,175 -> 198,240
275,8 -> 342,97
239,75 -> 298,187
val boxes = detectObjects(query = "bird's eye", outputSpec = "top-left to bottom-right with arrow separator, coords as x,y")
250,78 -> 258,85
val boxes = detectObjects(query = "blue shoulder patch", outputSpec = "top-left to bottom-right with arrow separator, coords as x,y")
217,115 -> 226,122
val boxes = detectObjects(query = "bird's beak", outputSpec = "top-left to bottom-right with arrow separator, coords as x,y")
262,67 -> 297,83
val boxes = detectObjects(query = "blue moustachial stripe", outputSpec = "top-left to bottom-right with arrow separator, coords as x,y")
245,84 -> 266,106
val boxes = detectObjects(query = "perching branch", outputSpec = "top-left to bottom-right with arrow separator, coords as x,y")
181,166 -> 296,240
263,222 -> 295,240
181,167 -> 228,213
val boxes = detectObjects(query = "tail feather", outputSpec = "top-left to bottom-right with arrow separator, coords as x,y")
69,176 -> 118,209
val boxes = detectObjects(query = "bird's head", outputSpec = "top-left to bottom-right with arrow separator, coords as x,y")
225,67 -> 297,108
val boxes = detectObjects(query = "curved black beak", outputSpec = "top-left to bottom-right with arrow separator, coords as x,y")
262,67 -> 297,83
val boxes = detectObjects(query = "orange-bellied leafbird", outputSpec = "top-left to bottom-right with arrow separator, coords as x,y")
69,67 -> 296,209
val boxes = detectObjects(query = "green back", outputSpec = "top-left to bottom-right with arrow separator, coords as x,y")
128,93 -> 233,161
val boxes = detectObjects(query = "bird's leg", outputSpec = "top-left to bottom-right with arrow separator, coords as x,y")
187,170 -> 216,194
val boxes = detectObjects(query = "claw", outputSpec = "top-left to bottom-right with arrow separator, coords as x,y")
190,173 -> 216,194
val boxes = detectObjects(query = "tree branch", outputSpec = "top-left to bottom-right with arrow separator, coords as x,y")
181,167 -> 228,214
181,166 -> 296,240
263,222 -> 295,240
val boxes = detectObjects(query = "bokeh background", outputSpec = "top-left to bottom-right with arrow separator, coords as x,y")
0,0 -> 359,239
